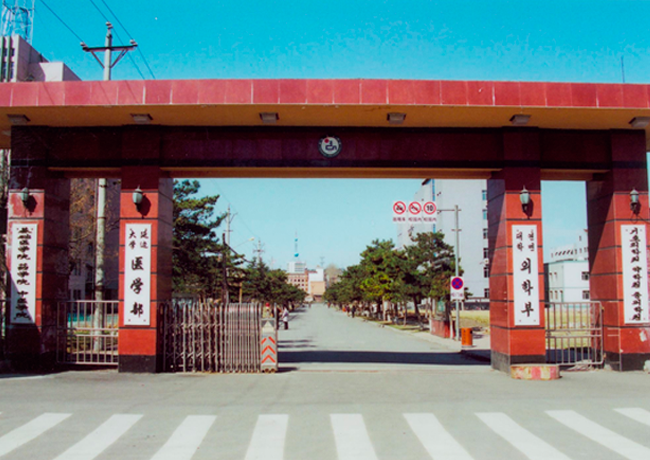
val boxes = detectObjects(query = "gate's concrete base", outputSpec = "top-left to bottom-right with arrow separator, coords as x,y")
510,364 -> 560,380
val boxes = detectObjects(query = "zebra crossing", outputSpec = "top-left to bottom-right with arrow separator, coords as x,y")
0,408 -> 647,459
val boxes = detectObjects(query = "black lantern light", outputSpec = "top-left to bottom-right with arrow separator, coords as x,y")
520,186 -> 531,214
630,188 -> 640,215
20,187 -> 29,207
132,186 -> 143,210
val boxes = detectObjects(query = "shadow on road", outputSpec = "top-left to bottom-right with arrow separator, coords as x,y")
279,350 -> 488,366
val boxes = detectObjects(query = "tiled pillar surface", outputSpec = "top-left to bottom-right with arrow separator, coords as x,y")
586,130 -> 650,371
488,130 -> 546,372
118,166 -> 173,373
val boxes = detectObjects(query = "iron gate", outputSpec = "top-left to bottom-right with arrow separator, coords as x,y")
55,301 -> 119,365
545,301 -> 603,368
160,300 -> 262,373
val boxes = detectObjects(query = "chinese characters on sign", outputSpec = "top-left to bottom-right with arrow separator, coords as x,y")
512,225 -> 540,326
124,224 -> 152,326
10,224 -> 37,324
621,225 -> 649,324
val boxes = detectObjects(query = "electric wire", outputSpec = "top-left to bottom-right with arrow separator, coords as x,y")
86,0 -> 146,80
39,0 -> 84,43
99,0 -> 156,79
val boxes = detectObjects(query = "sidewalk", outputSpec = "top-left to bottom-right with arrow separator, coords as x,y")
355,314 -> 492,363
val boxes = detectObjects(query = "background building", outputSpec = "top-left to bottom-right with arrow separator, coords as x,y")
545,231 -> 590,303
398,179 -> 489,303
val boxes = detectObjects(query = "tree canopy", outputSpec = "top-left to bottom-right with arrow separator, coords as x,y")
324,232 -> 463,318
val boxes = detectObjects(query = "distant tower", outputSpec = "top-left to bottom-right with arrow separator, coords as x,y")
1,1 -> 35,43
294,232 -> 299,258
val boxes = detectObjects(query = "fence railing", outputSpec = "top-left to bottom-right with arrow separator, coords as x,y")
160,300 -> 262,373
545,301 -> 603,368
56,300 -> 119,365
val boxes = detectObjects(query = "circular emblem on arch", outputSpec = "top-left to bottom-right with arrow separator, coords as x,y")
318,135 -> 342,158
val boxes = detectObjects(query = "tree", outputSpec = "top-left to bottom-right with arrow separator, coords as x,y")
241,259 -> 306,307
172,180 -> 226,297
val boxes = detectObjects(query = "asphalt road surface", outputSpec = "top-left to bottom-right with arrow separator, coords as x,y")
0,304 -> 647,459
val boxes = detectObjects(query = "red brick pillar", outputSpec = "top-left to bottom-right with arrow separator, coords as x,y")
6,136 -> 70,369
488,130 -> 546,372
587,130 -> 650,371
118,166 -> 173,373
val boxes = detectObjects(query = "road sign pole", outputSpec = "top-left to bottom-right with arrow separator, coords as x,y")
454,205 -> 460,341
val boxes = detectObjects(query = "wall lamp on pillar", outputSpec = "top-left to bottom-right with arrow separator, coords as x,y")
520,186 -> 531,216
20,187 -> 30,207
630,188 -> 641,215
132,186 -> 143,211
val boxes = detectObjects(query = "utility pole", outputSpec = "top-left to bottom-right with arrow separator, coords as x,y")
437,205 -> 462,340
81,23 -> 137,304
82,23 -> 137,351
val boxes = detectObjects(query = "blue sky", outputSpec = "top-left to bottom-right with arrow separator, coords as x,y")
22,1 -> 650,269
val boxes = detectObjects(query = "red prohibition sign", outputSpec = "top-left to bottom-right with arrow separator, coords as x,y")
409,201 -> 422,214
423,201 -> 437,215
393,201 -> 406,215
451,277 -> 464,290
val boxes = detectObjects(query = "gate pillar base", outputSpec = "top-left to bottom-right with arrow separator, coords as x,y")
118,355 -> 160,373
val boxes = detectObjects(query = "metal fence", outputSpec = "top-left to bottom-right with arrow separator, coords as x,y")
160,300 -> 262,373
56,301 -> 119,365
545,301 -> 603,368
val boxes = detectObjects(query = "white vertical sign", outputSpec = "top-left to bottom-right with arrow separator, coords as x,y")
124,223 -> 152,326
621,225 -> 649,324
10,223 -> 37,324
513,225 -> 540,326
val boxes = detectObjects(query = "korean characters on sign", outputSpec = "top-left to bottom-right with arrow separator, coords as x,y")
512,225 -> 540,326
124,224 -> 152,326
10,224 -> 37,324
621,225 -> 649,324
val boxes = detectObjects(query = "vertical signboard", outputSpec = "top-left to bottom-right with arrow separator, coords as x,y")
124,223 -> 152,326
513,225 -> 540,326
621,225 -> 649,324
10,223 -> 37,324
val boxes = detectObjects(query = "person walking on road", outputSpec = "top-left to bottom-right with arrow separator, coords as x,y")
281,307 -> 289,330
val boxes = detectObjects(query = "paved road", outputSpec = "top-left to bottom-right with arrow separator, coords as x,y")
0,304 -> 647,459
278,303 -> 486,371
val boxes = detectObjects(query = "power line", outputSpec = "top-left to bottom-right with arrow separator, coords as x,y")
39,0 -> 84,43
98,0 -> 155,79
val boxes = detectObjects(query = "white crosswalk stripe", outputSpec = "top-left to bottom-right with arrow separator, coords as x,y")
245,414 -> 288,460
547,410 -> 650,460
150,415 -> 216,460
331,414 -> 378,460
0,412 -> 71,458
476,412 -> 571,460
53,414 -> 142,460
615,408 -> 650,427
404,413 -> 474,459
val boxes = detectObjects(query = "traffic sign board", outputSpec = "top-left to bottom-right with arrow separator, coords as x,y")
393,201 -> 406,215
408,201 -> 422,215
450,276 -> 465,301
393,201 -> 407,223
423,201 -> 437,215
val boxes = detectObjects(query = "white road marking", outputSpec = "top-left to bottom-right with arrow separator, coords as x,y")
245,414 -> 288,460
477,412 -> 571,460
547,410 -> 650,460
150,415 -> 215,460
404,413 -> 474,459
330,414 -> 378,460
53,414 -> 142,460
615,408 -> 650,427
0,412 -> 71,457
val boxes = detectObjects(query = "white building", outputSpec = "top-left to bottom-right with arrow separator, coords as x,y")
398,179 -> 489,302
545,231 -> 590,303
287,260 -> 307,274
2,35 -> 79,83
